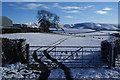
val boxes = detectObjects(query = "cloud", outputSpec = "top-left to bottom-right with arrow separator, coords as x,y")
26,3 -> 43,8
8,4 -> 15,6
83,5 -> 94,9
64,16 -> 74,18
53,3 -> 93,10
63,10 -> 79,13
4,0 -> 37,2
96,7 -> 112,15
96,10 -> 108,14
107,14 -> 113,15
103,8 -> 112,10
28,0 -> 37,1
61,6 -> 81,9
18,0 -> 37,1
17,3 -> 49,10
53,3 -> 81,10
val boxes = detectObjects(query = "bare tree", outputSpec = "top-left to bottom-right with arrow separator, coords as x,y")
37,10 -> 60,32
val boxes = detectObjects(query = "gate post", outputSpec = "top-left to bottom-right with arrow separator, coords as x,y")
108,46 -> 112,69
112,46 -> 115,67
108,43 -> 115,68
26,44 -> 29,68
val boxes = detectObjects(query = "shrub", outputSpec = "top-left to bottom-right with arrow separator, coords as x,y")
101,41 -> 112,62
101,38 -> 120,62
2,38 -> 26,65
114,38 -> 120,57
111,33 -> 120,37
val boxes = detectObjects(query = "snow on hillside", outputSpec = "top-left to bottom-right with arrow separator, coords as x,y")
64,22 -> 119,30
51,27 -> 118,41
53,28 -> 96,34
14,23 -> 38,28
13,22 -> 119,31
23,23 -> 38,28
64,24 -> 74,28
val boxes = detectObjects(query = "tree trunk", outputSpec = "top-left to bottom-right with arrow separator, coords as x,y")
43,50 -> 73,80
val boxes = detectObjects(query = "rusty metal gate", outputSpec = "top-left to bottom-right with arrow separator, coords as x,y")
26,45 -> 111,68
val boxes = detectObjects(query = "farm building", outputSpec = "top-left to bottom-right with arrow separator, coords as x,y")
0,16 -> 13,28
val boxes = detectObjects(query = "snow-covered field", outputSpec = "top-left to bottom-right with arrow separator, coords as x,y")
0,33 -> 103,46
1,30 -> 117,46
1,29 -> 120,79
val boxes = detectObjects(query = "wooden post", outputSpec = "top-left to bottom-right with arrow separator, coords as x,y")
26,44 -> 29,68
110,43 -> 115,68
82,47 -> 83,68
108,46 -> 112,69
112,46 -> 116,67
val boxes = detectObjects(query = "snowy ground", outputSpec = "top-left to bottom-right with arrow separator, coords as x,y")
0,32 -> 113,46
0,29 -> 120,79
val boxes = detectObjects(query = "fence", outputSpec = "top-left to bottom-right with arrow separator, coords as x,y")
26,44 -> 118,69
2,27 -> 40,33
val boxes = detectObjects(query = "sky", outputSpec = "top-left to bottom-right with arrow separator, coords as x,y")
2,2 -> 118,24
2,0 -> 119,2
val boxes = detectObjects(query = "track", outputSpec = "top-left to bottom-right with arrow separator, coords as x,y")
33,37 -> 69,52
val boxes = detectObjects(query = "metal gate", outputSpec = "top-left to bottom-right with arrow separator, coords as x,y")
26,45 -> 110,68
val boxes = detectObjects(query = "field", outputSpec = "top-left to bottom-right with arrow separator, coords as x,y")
0,29 -> 120,79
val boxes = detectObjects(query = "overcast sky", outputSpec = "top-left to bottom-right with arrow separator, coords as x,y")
2,2 -> 118,24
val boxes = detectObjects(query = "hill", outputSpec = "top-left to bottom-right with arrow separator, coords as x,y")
64,22 -> 119,30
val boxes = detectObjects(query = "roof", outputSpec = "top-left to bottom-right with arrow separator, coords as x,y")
0,16 -> 13,27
